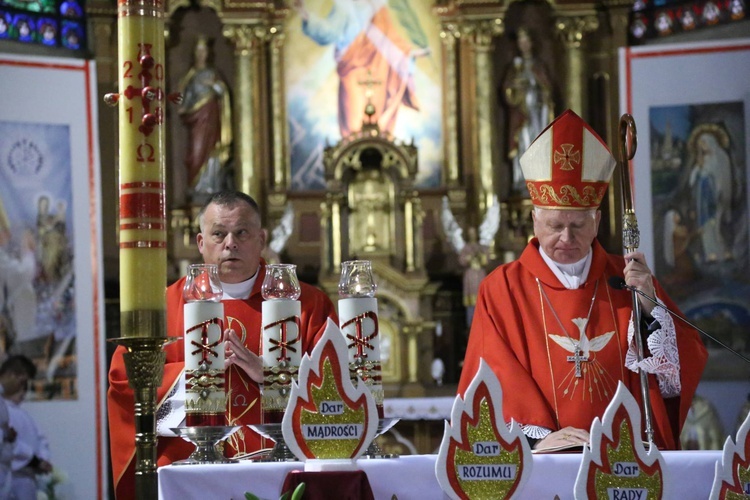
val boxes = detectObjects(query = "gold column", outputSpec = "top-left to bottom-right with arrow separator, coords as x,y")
332,195 -> 342,270
269,24 -> 288,192
555,14 -> 599,115
404,195 -> 415,272
439,23 -> 460,188
223,23 -> 266,202
320,199 -> 332,274
411,194 -> 425,272
465,19 -> 504,217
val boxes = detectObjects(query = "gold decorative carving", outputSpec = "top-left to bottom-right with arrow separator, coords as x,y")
440,25 -> 460,186
555,15 -> 599,48
223,23 -> 268,201
269,26 -> 288,191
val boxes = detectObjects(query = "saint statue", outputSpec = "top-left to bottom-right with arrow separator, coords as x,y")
178,36 -> 232,203
261,203 -> 295,265
502,28 -> 554,195
441,196 -> 500,328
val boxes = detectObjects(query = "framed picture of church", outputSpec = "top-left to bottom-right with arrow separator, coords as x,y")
620,39 -> 750,379
284,0 -> 444,191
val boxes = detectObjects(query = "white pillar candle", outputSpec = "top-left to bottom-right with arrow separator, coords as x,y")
184,301 -> 225,422
261,298 -> 302,421
338,297 -> 380,363
338,297 -> 383,411
261,299 -> 302,368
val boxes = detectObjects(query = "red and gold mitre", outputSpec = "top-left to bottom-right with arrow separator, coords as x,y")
520,109 -> 616,210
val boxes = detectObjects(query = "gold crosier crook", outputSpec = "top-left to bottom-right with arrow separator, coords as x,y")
617,114 -> 655,447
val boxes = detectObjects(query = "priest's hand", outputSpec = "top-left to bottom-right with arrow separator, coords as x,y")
534,426 -> 589,450
624,251 -> 657,316
224,329 -> 263,383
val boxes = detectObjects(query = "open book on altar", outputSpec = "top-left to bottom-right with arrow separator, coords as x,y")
532,439 -> 652,454
532,442 -> 585,454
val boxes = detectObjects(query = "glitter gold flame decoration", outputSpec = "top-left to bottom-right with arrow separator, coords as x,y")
435,360 -> 532,500
575,382 -> 666,499
709,404 -> 750,499
281,319 -> 378,462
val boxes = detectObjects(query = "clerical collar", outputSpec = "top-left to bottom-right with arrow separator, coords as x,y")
221,269 -> 258,300
538,247 -> 593,290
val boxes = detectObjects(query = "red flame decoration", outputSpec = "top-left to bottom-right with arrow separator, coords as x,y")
288,337 -> 372,459
586,404 -> 663,498
444,381 -> 525,499
716,434 -> 750,497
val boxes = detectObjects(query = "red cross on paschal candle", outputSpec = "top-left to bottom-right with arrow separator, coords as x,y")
342,311 -> 379,358
187,317 -> 224,365
265,315 -> 301,363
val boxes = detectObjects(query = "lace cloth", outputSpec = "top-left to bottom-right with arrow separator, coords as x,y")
519,423 -> 552,440
625,299 -> 681,398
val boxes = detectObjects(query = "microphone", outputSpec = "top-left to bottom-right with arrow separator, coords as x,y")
608,276 -> 750,365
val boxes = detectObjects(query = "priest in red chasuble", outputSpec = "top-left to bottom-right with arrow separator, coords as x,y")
458,110 -> 707,452
107,191 -> 337,500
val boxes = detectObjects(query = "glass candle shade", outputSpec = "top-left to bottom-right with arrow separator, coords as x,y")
338,260 -> 377,298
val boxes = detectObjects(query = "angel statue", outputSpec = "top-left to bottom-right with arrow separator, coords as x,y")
441,195 -> 500,328
262,203 -> 295,264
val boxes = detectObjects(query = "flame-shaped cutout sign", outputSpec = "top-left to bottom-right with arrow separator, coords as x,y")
709,404 -> 750,498
575,382 -> 666,499
282,318 -> 378,462
435,360 -> 532,500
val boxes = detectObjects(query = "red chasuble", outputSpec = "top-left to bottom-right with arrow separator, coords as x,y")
107,262 -> 337,499
458,239 -> 707,450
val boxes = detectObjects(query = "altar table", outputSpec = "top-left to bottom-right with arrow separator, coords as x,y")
158,450 -> 723,499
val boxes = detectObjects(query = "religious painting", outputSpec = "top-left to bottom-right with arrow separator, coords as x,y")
285,0 -> 443,190
620,39 -> 750,380
0,54 -> 107,497
0,120 -> 78,399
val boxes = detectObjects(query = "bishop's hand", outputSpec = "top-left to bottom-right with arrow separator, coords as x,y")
624,251 -> 657,316
224,328 -> 263,383
534,426 -> 589,450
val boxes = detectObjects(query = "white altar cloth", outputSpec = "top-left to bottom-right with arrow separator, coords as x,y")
158,450 -> 722,499
382,397 -> 454,420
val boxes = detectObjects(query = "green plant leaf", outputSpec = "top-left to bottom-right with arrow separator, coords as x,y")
291,482 -> 306,500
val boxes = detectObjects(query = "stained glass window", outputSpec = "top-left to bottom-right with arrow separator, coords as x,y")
0,0 -> 85,50
629,0 -> 747,43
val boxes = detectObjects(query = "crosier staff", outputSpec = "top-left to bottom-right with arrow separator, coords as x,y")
617,114 -> 655,447
104,0 -> 181,496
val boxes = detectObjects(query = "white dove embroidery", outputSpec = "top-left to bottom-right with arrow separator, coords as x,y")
549,318 -> 615,358
549,318 -> 617,400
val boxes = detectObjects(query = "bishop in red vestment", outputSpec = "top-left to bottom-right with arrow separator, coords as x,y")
458,110 -> 707,452
108,192 -> 337,499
